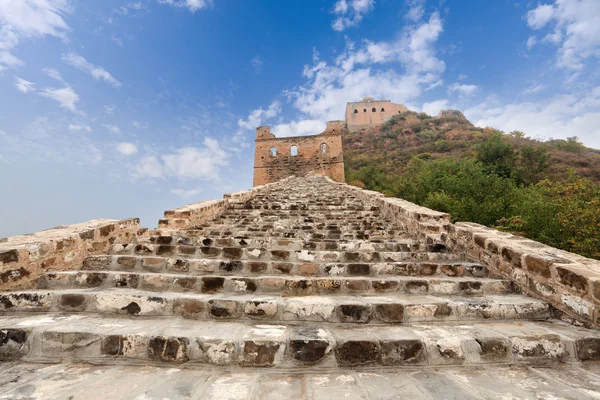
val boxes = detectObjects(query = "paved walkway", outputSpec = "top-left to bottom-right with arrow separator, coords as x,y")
2,362 -> 600,399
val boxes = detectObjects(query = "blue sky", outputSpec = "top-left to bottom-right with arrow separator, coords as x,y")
1,0 -> 599,237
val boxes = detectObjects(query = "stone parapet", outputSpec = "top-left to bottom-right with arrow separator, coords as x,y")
0,218 -> 141,290
158,177 -> 295,230
323,175 -> 600,328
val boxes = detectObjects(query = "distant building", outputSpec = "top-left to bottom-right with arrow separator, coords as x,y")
345,97 -> 409,132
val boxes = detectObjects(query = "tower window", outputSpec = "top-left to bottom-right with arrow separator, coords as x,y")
290,145 -> 298,156
381,108 -> 385,112
320,143 -> 327,154
372,107 -> 376,112
363,109 -> 367,112
353,109 -> 358,113
269,147 -> 277,157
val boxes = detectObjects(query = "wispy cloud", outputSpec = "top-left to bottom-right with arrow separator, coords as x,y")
63,52 -> 121,88
0,0 -> 71,69
251,56 -> 263,74
134,137 -> 228,181
171,188 -> 201,198
39,86 -> 80,113
14,77 -> 35,93
158,0 -> 212,13
117,142 -> 138,155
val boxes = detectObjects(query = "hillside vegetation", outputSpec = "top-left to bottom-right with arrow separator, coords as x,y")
343,110 -> 600,260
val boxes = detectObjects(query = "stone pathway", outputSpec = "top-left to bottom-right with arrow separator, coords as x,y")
3,362 -> 600,399
2,175 -> 600,398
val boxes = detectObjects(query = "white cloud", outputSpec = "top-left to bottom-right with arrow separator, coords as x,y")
237,101 -> 281,130
171,188 -> 201,198
111,36 -> 123,47
63,52 -> 121,88
135,137 -> 228,180
68,124 -> 91,132
14,77 -> 35,93
251,56 -> 263,74
289,9 -> 444,123
117,142 -> 138,155
466,87 -> 600,148
332,0 -> 375,31
272,120 -> 326,138
132,120 -> 148,129
43,67 -> 65,82
104,105 -> 115,115
422,99 -> 449,116
448,83 -> 478,97
522,83 -> 546,95
158,0 -> 211,13
526,36 -> 537,49
527,4 -> 555,29
0,0 -> 71,69
39,86 -> 79,113
526,0 -> 600,71
135,155 -> 163,179
104,124 -> 120,133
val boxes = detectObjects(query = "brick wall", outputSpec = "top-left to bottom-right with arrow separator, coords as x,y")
252,121 -> 345,186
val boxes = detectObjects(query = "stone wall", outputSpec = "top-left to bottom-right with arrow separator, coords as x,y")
253,122 -> 345,186
322,175 -> 600,329
345,97 -> 409,132
0,218 -> 141,290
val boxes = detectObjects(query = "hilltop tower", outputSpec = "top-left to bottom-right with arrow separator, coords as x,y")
345,97 -> 409,132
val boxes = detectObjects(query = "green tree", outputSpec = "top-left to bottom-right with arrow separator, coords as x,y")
475,131 -> 516,178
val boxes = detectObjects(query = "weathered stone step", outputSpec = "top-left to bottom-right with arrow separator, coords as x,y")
146,235 -> 432,253
40,271 -> 514,296
1,315 -> 595,369
107,244 -> 461,264
174,229 -> 411,241
0,289 -> 550,325
228,202 -> 374,211
83,256 -> 489,278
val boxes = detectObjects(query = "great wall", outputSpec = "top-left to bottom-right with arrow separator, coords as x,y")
2,99 -> 600,398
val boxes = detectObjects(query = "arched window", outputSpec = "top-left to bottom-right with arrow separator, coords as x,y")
353,109 -> 358,113
363,109 -> 367,112
290,145 -> 298,156
320,143 -> 327,154
372,107 -> 376,112
269,147 -> 277,157
381,108 -> 385,112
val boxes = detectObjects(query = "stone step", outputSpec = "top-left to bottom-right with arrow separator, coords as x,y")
227,204 -> 379,211
214,214 -> 383,223
0,289 -> 550,325
165,229 -> 414,241
1,315 -> 595,368
82,256 -> 489,278
40,271 -> 515,296
173,229 -> 412,241
145,235 -> 432,253
107,244 -> 461,264
219,209 -> 380,217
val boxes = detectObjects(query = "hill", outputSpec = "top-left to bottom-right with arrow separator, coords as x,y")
343,110 -> 600,184
342,110 -> 600,260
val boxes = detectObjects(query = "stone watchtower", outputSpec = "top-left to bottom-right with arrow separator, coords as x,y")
252,121 -> 345,186
345,97 -> 409,132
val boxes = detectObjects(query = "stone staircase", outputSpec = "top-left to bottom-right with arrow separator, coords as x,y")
2,175 -> 600,372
